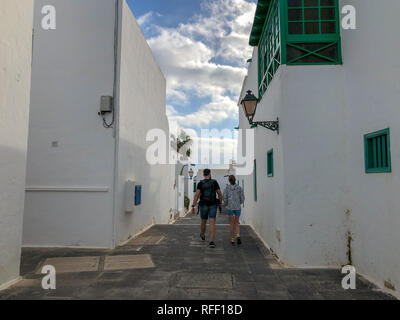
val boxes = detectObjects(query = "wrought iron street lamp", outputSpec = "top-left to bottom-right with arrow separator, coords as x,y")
240,90 -> 279,134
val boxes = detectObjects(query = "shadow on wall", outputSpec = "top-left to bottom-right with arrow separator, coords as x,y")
0,145 -> 27,286
116,137 -> 173,244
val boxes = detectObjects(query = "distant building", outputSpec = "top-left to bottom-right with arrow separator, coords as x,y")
238,0 -> 400,294
196,169 -> 230,193
23,0 -> 174,249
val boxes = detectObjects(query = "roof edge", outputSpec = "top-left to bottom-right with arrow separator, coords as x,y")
249,0 -> 272,46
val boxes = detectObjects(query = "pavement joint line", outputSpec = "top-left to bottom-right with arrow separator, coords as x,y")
35,256 -> 101,274
45,296 -> 73,300
98,255 -> 106,272
155,236 -> 166,245
117,223 -> 156,248
171,224 -> 232,226
34,259 -> 46,275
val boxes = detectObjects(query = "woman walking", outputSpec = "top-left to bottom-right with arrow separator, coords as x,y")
223,175 -> 245,246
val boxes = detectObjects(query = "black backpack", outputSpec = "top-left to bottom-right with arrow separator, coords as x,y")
201,179 -> 217,205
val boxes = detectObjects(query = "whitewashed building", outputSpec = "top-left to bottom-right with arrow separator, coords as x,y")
0,0 -> 34,289
24,0 -> 174,249
238,0 -> 400,295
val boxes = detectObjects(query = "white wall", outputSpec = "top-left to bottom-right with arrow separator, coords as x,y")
241,65 -> 361,268
242,53 -> 347,269
177,176 -> 185,217
280,65 -> 348,267
239,51 -> 289,262
240,0 -> 400,294
24,0 -> 117,248
340,0 -> 400,293
114,0 -> 173,245
0,0 -> 33,288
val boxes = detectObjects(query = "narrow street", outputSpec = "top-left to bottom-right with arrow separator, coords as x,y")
0,213 -> 395,300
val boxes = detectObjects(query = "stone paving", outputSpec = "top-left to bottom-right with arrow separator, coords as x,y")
0,213 -> 396,300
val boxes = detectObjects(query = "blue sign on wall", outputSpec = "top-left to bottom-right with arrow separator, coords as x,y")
135,185 -> 142,206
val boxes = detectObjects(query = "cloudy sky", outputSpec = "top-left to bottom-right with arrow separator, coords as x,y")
126,0 -> 257,164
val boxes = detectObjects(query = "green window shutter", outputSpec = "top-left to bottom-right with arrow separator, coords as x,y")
364,128 -> 391,173
254,159 -> 258,202
267,149 -> 274,177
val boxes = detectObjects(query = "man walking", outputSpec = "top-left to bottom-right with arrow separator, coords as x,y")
191,169 -> 223,248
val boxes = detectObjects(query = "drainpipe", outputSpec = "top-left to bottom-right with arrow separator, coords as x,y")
111,0 -> 121,249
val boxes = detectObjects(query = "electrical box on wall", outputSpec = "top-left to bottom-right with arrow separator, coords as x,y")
135,185 -> 142,206
100,95 -> 113,114
125,180 -> 135,212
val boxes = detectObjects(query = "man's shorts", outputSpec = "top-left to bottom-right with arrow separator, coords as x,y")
227,210 -> 241,217
200,205 -> 217,220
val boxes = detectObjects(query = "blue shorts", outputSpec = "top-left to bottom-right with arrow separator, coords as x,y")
227,210 -> 241,217
200,205 -> 217,220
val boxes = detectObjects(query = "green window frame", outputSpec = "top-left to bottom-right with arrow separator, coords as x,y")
254,159 -> 258,201
267,149 -> 274,177
284,0 -> 342,65
364,128 -> 391,174
250,0 -> 342,99
258,0 -> 281,98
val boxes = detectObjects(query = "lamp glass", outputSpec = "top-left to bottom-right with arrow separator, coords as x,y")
242,100 -> 257,118
240,90 -> 258,120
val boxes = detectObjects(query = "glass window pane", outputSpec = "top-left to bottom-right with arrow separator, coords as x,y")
320,0 -> 335,6
304,8 -> 319,20
288,22 -> 303,34
296,54 -> 330,63
318,44 -> 338,60
288,0 -> 302,7
321,8 -> 335,20
286,46 -> 304,61
321,21 -> 336,33
287,43 -> 338,63
304,0 -> 319,6
288,9 -> 303,21
305,22 -> 319,34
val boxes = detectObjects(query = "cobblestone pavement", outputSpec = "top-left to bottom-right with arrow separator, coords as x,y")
0,213 -> 396,300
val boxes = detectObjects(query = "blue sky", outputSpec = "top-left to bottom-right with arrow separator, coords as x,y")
127,0 -> 203,28
126,0 -> 257,163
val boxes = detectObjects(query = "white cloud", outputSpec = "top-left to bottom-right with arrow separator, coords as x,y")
137,12 -> 153,26
166,104 -> 178,117
168,96 -> 238,127
137,11 -> 163,26
144,0 -> 256,129
180,0 -> 256,66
